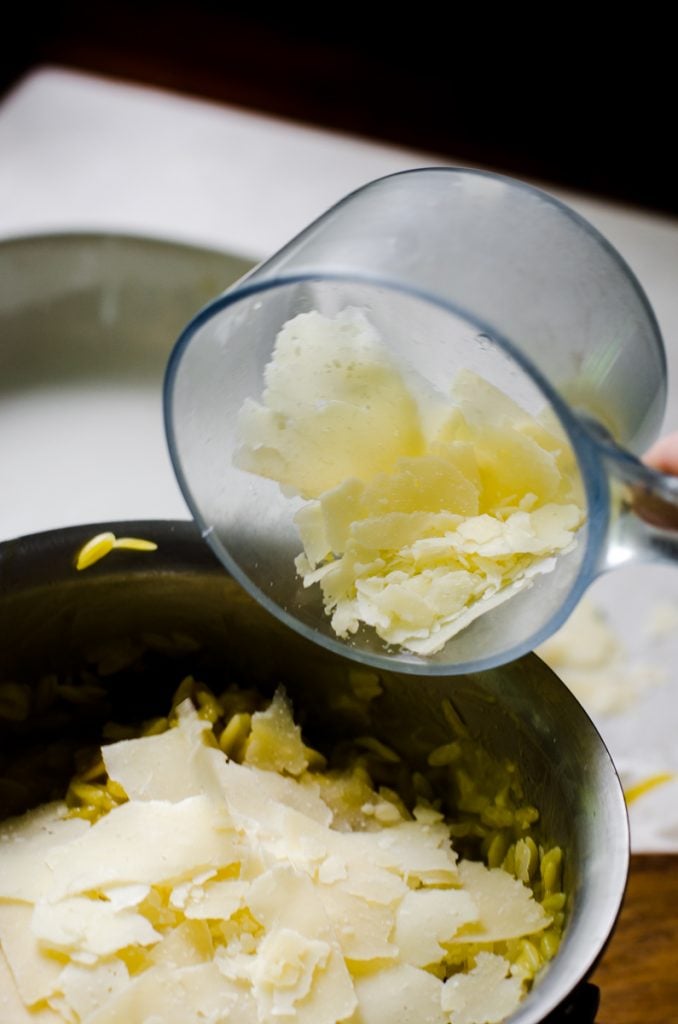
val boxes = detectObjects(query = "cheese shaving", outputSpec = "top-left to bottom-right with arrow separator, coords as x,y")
441,953 -> 523,1024
235,308 -> 585,654
537,597 -> 665,715
0,687 -> 562,1023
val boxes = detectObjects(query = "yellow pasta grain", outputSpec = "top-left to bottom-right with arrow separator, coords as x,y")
113,537 -> 159,552
302,744 -> 328,771
481,805 -> 515,829
411,771 -> 435,801
354,736 -> 401,763
106,779 -> 129,802
427,741 -> 462,767
196,690 -> 223,724
75,532 -> 158,571
75,531 -> 116,570
540,847 -> 563,895
441,697 -> 470,738
373,800 -> 402,823
539,929 -> 561,960
486,831 -> 510,868
625,772 -> 673,805
513,938 -> 543,975
514,805 -> 540,830
514,836 -> 539,882
542,892 -> 566,914
142,717 -> 170,737
218,712 -> 252,756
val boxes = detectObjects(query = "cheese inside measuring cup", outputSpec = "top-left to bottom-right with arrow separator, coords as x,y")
235,309 -> 585,655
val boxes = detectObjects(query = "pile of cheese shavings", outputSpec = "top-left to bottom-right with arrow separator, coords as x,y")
235,309 -> 585,655
0,690 -> 555,1024
536,598 -> 665,716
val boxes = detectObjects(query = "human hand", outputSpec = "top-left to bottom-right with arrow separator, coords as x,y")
644,433 -> 678,475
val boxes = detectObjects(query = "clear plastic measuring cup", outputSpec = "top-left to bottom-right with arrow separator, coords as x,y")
164,167 -> 678,675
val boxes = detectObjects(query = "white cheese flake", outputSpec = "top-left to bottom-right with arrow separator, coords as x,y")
234,308 -> 425,500
251,927 -> 331,1017
0,945 -> 62,1022
244,688 -> 309,776
149,919 -> 214,970
32,897 -> 161,958
452,861 -> 550,943
394,888 -> 479,967
46,796 -> 238,898
0,902 -> 67,1008
441,952 -> 524,1024
0,690 -> 557,1023
537,597 -> 665,715
174,879 -> 248,921
353,963 -> 447,1024
316,885 -> 397,961
59,958 -> 130,1021
0,803 -> 90,902
235,309 -> 586,653
85,961 -> 259,1024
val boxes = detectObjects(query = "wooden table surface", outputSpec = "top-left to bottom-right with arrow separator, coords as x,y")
590,855 -> 678,1022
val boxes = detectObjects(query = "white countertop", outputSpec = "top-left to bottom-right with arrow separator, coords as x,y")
2,66 -> 678,335
2,66 -> 678,850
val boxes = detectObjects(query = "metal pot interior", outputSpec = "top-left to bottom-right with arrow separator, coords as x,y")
0,521 -> 629,1023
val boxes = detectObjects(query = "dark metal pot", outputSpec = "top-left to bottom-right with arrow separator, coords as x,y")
0,521 -> 629,1024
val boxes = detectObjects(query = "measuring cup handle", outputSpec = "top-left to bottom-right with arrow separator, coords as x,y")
593,431 -> 678,572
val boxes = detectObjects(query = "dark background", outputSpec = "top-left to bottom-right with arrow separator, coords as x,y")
3,5 -> 675,217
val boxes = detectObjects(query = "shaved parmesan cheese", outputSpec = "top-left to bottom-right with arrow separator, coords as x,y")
353,963 -> 447,1024
282,945 -> 357,1024
244,688 -> 309,776
0,902 -> 66,1007
333,855 -> 408,907
251,928 -> 331,1016
246,868 -> 357,1024
352,821 -> 458,886
216,759 -> 332,833
149,919 -> 214,969
234,308 -> 425,499
0,946 -> 62,1022
537,598 -> 665,716
316,885 -> 397,961
102,723 -> 203,803
453,861 -> 550,942
85,961 -> 258,1024
102,885 -> 150,911
58,959 -> 129,1021
235,309 -> 585,654
394,888 -> 478,967
172,879 -> 248,921
0,804 -> 90,902
441,953 -> 523,1024
0,688 -> 558,1023
246,864 -> 333,935
46,797 -> 237,898
32,898 -> 160,958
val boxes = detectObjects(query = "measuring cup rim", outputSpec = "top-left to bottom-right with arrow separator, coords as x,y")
326,164 -> 668,384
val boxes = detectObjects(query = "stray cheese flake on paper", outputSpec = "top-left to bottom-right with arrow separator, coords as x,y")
0,692 -> 557,1023
235,309 -> 585,654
